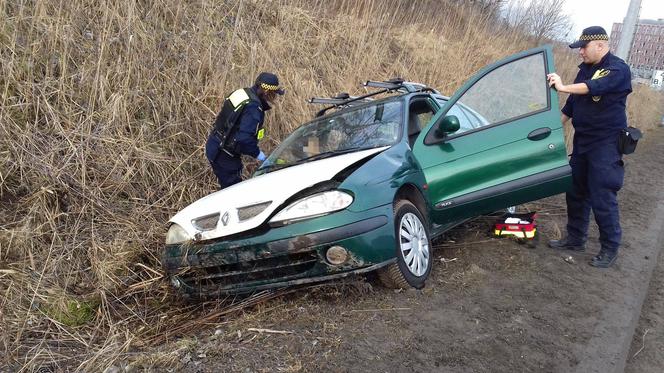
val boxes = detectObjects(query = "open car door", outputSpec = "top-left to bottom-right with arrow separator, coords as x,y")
412,45 -> 571,225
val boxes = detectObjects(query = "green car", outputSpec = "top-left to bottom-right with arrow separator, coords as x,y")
163,45 -> 571,297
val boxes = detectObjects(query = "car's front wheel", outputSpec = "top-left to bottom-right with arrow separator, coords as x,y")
379,199 -> 432,289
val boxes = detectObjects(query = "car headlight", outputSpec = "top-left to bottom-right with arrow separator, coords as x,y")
166,224 -> 190,245
270,190 -> 353,225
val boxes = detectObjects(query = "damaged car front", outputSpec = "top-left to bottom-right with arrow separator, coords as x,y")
163,99 -> 410,297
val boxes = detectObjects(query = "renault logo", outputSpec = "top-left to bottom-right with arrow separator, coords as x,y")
221,211 -> 230,226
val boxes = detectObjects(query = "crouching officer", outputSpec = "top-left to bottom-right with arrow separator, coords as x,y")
205,72 -> 284,189
546,26 -> 632,268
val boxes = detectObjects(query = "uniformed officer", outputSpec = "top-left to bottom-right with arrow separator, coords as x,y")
205,72 -> 284,189
546,26 -> 632,268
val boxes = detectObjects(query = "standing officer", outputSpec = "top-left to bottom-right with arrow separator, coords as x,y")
546,26 -> 632,268
205,72 -> 284,189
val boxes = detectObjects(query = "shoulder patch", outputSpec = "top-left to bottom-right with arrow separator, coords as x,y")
228,89 -> 250,108
591,69 -> 610,80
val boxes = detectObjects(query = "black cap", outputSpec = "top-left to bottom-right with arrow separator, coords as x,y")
255,72 -> 285,95
569,26 -> 609,48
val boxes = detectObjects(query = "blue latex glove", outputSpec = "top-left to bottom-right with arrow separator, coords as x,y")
257,150 -> 267,162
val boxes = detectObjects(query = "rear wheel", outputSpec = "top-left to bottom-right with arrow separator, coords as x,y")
379,200 -> 432,289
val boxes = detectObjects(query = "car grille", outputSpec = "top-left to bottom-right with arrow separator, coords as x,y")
178,250 -> 319,290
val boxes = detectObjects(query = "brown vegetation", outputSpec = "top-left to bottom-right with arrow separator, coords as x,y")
1,0 -> 662,370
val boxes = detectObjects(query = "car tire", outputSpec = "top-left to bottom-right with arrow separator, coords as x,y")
378,199 -> 432,290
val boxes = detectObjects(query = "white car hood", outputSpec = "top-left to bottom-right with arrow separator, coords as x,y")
169,147 -> 387,241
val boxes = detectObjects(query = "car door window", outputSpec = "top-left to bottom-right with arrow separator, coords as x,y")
435,98 -> 476,133
456,53 -> 548,125
459,104 -> 488,128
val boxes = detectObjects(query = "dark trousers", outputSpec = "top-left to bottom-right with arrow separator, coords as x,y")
566,143 -> 624,255
206,134 -> 243,190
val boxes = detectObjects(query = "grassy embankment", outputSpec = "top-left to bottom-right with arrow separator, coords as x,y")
1,0 -> 662,370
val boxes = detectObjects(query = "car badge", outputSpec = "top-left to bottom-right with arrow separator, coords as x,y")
221,211 -> 230,226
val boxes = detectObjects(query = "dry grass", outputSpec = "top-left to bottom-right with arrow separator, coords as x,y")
0,0 -> 662,370
628,84 -> 664,131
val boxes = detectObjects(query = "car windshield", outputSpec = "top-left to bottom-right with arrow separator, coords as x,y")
257,100 -> 403,174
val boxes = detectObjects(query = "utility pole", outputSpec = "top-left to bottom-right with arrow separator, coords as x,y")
615,0 -> 642,61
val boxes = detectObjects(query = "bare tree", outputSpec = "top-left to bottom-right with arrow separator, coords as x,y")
502,0 -> 572,42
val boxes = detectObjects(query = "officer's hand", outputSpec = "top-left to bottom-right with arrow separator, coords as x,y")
257,150 -> 267,162
547,73 -> 563,90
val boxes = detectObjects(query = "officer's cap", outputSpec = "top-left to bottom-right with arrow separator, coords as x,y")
255,72 -> 285,95
569,26 -> 609,49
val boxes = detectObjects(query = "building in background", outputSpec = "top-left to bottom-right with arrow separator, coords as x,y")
610,19 -> 664,88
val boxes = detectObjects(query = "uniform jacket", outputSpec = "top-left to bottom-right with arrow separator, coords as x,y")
561,52 -> 632,154
231,86 -> 270,158
207,86 -> 270,167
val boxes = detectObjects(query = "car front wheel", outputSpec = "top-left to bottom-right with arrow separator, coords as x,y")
379,199 -> 432,289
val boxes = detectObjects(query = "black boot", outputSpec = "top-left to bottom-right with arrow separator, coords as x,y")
589,251 -> 618,268
548,236 -> 586,252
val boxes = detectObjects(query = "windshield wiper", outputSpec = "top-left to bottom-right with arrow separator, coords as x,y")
257,162 -> 287,173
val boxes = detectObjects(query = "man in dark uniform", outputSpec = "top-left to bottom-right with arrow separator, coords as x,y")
205,72 -> 284,189
546,26 -> 632,268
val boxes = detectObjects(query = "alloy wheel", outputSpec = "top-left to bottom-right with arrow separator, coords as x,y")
399,212 -> 430,277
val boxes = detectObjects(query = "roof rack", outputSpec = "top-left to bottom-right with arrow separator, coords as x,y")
308,78 -> 439,117
307,92 -> 357,106
364,78 -> 438,94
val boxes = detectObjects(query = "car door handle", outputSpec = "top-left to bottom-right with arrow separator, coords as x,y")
527,127 -> 551,141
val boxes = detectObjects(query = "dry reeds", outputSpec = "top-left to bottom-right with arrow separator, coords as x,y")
1,0 -> 662,370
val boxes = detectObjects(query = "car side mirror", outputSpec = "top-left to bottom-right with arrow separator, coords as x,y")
435,115 -> 460,138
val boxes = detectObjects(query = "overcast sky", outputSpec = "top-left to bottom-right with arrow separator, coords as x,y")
564,0 -> 664,41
